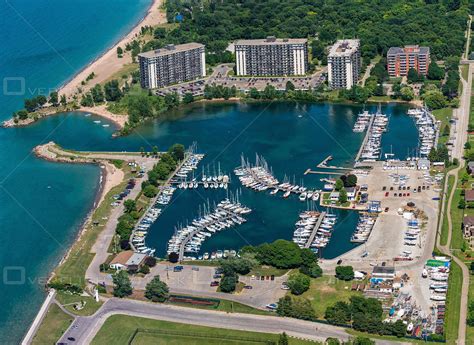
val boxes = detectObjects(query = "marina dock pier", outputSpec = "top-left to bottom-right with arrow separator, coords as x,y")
354,113 -> 375,162
304,211 -> 327,248
177,207 -> 249,261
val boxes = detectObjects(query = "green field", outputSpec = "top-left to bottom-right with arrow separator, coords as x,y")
92,315 -> 320,345
56,291 -> 103,316
441,175 -> 456,246
301,275 -> 362,318
445,260 -> 463,344
31,304 -> 73,345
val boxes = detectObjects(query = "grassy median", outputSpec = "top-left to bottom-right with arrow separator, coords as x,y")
92,315 -> 319,345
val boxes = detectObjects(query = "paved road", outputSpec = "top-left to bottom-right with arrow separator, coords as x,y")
58,298 -> 410,345
437,62 -> 472,345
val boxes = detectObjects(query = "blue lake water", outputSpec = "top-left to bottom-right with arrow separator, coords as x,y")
0,1 -> 421,343
0,0 -> 151,343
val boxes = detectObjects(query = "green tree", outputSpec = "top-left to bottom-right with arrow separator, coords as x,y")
424,89 -> 447,109
256,240 -> 303,268
112,270 -> 133,298
168,143 -> 185,161
286,273 -> 310,295
183,92 -> 194,104
143,184 -> 158,198
400,86 -> 414,101
90,84 -> 105,103
407,68 -> 421,83
278,332 -> 289,345
443,124 -> 450,136
325,301 -> 352,325
458,198 -> 466,209
124,199 -> 136,213
140,265 -> 150,274
285,81 -> 295,92
80,93 -> 94,107
60,94 -> 67,107
338,188 -> 348,204
104,80 -> 123,101
117,46 -> 123,58
145,275 -> 169,302
219,273 -> 238,293
49,91 -> 59,106
15,109 -> 29,120
335,266 -> 354,280
345,174 -> 358,187
334,179 -> 344,191
427,62 -> 444,80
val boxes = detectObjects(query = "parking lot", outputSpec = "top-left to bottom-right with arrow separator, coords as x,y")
133,263 -> 287,308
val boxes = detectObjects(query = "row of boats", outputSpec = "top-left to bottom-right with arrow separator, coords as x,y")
234,155 -> 320,201
407,107 -> 438,157
166,198 -> 252,257
350,214 -> 376,243
131,207 -> 161,256
353,110 -> 372,132
403,218 -> 421,247
359,110 -> 389,161
292,210 -> 338,251
422,257 -> 451,302
131,149 -> 204,254
174,153 -> 205,179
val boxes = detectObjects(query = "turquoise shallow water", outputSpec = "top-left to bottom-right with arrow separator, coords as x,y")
0,0 -> 151,343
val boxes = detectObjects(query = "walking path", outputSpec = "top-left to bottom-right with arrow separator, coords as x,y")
437,61 -> 472,345
21,289 -> 56,345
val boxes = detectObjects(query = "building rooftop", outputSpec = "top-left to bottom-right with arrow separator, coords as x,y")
139,42 -> 204,58
387,45 -> 430,56
235,36 -> 307,46
373,266 -> 395,275
328,39 -> 360,57
110,250 -> 134,266
465,190 -> 474,202
463,215 -> 474,227
126,253 -> 147,266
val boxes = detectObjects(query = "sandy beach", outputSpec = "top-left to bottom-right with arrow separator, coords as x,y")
58,0 -> 165,100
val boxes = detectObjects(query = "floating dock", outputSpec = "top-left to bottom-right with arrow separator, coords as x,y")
304,211 -> 327,248
354,113 -> 375,162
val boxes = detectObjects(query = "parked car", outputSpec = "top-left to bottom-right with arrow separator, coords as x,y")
266,303 -> 278,310
243,285 -> 253,289
210,281 -> 219,287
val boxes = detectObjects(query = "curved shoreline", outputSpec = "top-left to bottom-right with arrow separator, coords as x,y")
58,0 -> 165,100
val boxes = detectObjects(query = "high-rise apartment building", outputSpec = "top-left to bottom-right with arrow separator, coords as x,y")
138,43 -> 206,89
327,39 -> 361,90
234,36 -> 308,76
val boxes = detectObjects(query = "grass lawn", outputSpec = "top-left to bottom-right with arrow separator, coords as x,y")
445,260 -> 463,345
346,329 -> 432,345
450,177 -> 465,251
216,299 -> 272,315
301,275 -> 362,319
432,107 -> 453,137
166,294 -> 271,316
31,304 -> 73,345
91,315 -> 319,345
248,265 -> 289,277
461,65 -> 469,82
441,175 -> 455,246
56,291 -> 102,316
467,270 -> 474,343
